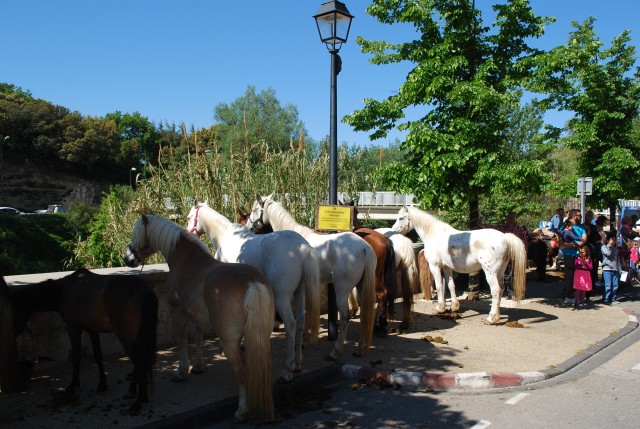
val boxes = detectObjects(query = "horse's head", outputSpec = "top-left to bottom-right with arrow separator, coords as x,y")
247,193 -> 273,233
124,215 -> 154,267
392,206 -> 413,235
186,200 -> 207,237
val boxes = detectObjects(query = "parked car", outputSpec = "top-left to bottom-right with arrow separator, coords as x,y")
35,204 -> 68,214
0,206 -> 25,215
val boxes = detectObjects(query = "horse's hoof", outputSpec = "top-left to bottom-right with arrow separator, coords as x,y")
170,374 -> 186,383
128,402 -> 142,416
190,367 -> 205,374
374,326 -> 388,338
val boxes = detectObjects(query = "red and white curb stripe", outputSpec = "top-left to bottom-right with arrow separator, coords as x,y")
342,364 -> 546,390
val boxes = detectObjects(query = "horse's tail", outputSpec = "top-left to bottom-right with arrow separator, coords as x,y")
504,233 -> 527,301
243,281 -> 275,421
139,286 -> 158,391
302,245 -> 321,342
383,239 -> 397,320
0,276 -> 18,393
358,245 -> 377,354
396,237 -> 419,299
418,249 -> 433,300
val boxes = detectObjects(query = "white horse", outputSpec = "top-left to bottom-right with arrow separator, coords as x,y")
375,228 -> 421,301
247,194 -> 377,360
124,214 -> 274,422
391,206 -> 526,324
186,200 -> 321,382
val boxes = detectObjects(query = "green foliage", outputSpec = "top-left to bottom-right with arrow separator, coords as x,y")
0,215 -> 75,275
529,17 -> 640,216
344,0 -> 553,220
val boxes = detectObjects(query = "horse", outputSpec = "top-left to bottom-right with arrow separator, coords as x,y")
186,200 -> 321,382
124,214 -> 275,422
0,276 -> 19,394
391,206 -> 526,324
374,227 -> 422,316
246,194 -> 377,360
0,269 -> 158,416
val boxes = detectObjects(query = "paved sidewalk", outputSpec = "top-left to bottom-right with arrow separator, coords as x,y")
2,270 -> 637,429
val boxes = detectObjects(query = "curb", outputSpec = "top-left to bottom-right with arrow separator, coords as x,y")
342,313 -> 639,391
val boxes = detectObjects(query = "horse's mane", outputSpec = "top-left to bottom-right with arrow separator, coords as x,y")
264,199 -> 313,237
143,215 -> 210,261
199,204 -> 233,230
408,207 -> 457,236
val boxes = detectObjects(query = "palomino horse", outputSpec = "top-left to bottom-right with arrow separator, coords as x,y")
186,200 -> 321,382
124,214 -> 275,422
247,194 -> 377,360
0,269 -> 158,416
374,228 -> 422,312
392,206 -> 526,324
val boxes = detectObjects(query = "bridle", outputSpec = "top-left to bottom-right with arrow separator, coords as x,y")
188,205 -> 205,237
127,216 -> 151,267
248,203 -> 265,232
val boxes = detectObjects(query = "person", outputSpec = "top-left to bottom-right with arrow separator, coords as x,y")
583,210 -> 601,300
558,219 -> 580,243
573,245 -> 593,307
601,232 -> 622,304
629,237 -> 640,284
477,213 -> 529,295
556,209 -> 586,305
549,207 -> 565,234
528,229 -> 549,281
618,216 -> 639,285
547,208 -> 565,269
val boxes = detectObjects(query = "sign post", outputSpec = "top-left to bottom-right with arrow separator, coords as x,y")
577,177 -> 593,219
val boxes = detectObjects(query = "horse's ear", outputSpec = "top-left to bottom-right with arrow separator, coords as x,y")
193,198 -> 199,206
142,214 -> 149,225
349,201 -> 355,207
256,193 -> 263,204
203,199 -> 210,206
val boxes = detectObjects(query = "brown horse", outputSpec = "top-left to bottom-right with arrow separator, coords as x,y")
0,269 -> 158,416
124,214 -> 275,422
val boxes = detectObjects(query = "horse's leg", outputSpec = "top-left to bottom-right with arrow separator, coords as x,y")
431,267 -> 447,313
484,266 -> 505,324
293,287 -> 305,372
219,338 -> 248,422
88,331 -> 108,392
61,326 -> 83,395
171,309 -> 190,381
442,268 -> 460,312
191,326 -> 205,374
327,283 -> 351,361
275,293 -> 297,382
374,294 -> 387,338
398,264 -> 414,329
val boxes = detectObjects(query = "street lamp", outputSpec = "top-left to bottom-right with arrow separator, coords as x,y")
130,167 -> 137,189
314,1 -> 353,206
1,136 -> 9,204
314,1 -> 353,341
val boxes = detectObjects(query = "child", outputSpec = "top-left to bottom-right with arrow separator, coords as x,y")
573,245 -> 593,307
558,219 -> 580,244
630,238 -> 640,284
601,233 -> 621,304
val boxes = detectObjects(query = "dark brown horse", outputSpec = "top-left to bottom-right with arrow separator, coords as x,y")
0,269 -> 158,416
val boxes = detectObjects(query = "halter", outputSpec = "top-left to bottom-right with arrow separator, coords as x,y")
127,216 -> 151,267
248,204 -> 265,232
189,205 -> 205,237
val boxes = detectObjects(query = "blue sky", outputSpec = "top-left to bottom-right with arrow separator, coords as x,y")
2,1 -> 639,148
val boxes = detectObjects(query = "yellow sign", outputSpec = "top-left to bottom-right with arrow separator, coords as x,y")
315,205 -> 353,232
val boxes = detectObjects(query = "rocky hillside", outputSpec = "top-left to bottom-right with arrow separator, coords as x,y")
1,154 -> 112,212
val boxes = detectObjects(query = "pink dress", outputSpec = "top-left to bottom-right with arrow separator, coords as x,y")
573,257 -> 593,291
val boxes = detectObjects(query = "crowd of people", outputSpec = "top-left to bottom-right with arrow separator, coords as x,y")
538,207 -> 640,307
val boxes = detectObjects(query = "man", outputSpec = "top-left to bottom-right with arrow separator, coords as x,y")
557,209 -> 586,304
549,207 -> 565,234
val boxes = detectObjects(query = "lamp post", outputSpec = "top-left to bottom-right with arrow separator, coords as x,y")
314,1 -> 353,206
314,1 -> 353,341
1,136 -> 9,204
130,167 -> 137,189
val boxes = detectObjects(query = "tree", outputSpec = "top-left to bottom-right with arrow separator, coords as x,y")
213,85 -> 307,163
344,0 -> 552,226
529,18 -> 640,223
104,111 -> 159,168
